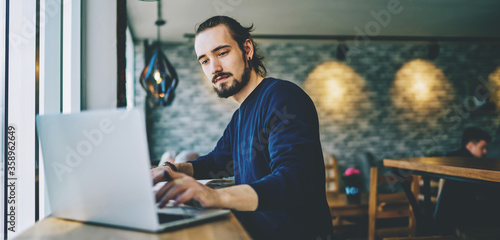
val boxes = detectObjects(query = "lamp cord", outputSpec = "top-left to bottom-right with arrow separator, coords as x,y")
157,0 -> 161,42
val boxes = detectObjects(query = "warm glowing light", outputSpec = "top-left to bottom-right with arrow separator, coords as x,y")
326,79 -> 346,100
304,61 -> 370,123
489,67 -> 500,108
413,80 -> 427,93
154,70 -> 162,84
391,59 -> 452,116
411,73 -> 430,100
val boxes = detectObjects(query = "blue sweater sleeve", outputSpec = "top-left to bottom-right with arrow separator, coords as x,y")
248,82 -> 325,211
189,117 -> 235,179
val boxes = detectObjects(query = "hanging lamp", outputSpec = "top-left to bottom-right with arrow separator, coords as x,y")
139,0 -> 178,107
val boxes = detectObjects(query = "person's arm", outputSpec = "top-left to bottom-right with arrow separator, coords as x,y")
247,82 -> 325,211
176,162 -> 194,176
188,127 -> 235,180
152,113 -> 236,184
155,168 -> 258,211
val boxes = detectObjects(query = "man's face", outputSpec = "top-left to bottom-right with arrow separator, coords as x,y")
467,140 -> 488,158
195,25 -> 251,98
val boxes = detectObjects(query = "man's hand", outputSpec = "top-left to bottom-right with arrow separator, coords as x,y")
151,166 -> 172,185
155,168 -> 221,208
152,162 -> 195,185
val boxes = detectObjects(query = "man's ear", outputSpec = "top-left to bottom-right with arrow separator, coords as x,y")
242,39 -> 254,60
465,141 -> 475,152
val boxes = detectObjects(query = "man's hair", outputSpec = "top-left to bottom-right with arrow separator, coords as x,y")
461,127 -> 491,148
195,16 -> 267,77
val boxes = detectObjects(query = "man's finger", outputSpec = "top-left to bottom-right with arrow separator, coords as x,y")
155,181 -> 175,203
155,169 -> 186,201
151,168 -> 166,184
160,182 -> 189,207
158,184 -> 187,208
173,188 -> 196,206
153,173 -> 165,185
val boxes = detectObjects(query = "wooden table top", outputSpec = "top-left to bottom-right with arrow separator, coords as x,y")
384,157 -> 500,183
14,214 -> 252,240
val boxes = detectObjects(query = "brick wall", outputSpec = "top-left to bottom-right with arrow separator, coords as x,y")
135,41 -> 500,170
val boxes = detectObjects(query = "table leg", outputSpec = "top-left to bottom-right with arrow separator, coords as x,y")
422,176 -> 432,221
391,169 -> 429,236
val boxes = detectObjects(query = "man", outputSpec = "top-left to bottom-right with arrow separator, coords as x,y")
446,127 -> 491,158
435,127 -> 497,233
151,16 -> 333,239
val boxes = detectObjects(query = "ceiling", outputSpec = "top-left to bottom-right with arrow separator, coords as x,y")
127,0 -> 500,43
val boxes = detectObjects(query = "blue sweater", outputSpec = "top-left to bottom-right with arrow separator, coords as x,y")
190,78 -> 333,239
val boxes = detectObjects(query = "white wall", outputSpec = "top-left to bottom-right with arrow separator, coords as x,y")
82,0 -> 117,110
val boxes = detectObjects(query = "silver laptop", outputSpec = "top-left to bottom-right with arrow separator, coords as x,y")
36,108 -> 230,232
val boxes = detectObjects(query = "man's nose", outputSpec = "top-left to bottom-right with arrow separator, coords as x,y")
210,59 -> 222,75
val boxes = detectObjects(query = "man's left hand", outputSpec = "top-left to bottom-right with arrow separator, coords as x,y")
155,168 -> 221,208
151,166 -> 172,185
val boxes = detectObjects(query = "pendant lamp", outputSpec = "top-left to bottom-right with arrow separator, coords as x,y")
139,0 -> 178,107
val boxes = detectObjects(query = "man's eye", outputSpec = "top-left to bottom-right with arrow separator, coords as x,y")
219,51 -> 228,56
200,59 -> 208,65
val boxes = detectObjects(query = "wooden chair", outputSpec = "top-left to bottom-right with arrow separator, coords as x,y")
324,152 -> 340,194
368,167 -> 418,240
324,153 -> 364,237
416,178 -> 441,205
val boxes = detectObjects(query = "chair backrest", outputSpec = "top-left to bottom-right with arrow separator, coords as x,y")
354,152 -> 376,192
368,167 -> 418,240
324,152 -> 340,194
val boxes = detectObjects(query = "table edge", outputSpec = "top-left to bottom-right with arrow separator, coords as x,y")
383,158 -> 500,183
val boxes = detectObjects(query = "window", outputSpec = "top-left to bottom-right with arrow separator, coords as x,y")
1,1 -> 81,238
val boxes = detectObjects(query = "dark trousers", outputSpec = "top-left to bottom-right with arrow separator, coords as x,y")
434,180 -> 500,233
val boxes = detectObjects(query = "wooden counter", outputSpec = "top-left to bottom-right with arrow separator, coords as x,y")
14,214 -> 252,240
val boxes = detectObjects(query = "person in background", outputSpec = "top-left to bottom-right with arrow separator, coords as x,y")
150,16 -> 333,239
445,127 -> 491,158
435,127 -> 498,233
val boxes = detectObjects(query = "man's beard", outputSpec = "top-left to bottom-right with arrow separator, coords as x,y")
212,59 -> 251,99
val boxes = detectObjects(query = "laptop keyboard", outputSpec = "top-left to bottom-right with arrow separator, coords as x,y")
156,206 -> 205,223
157,213 -> 194,224
157,206 -> 204,215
